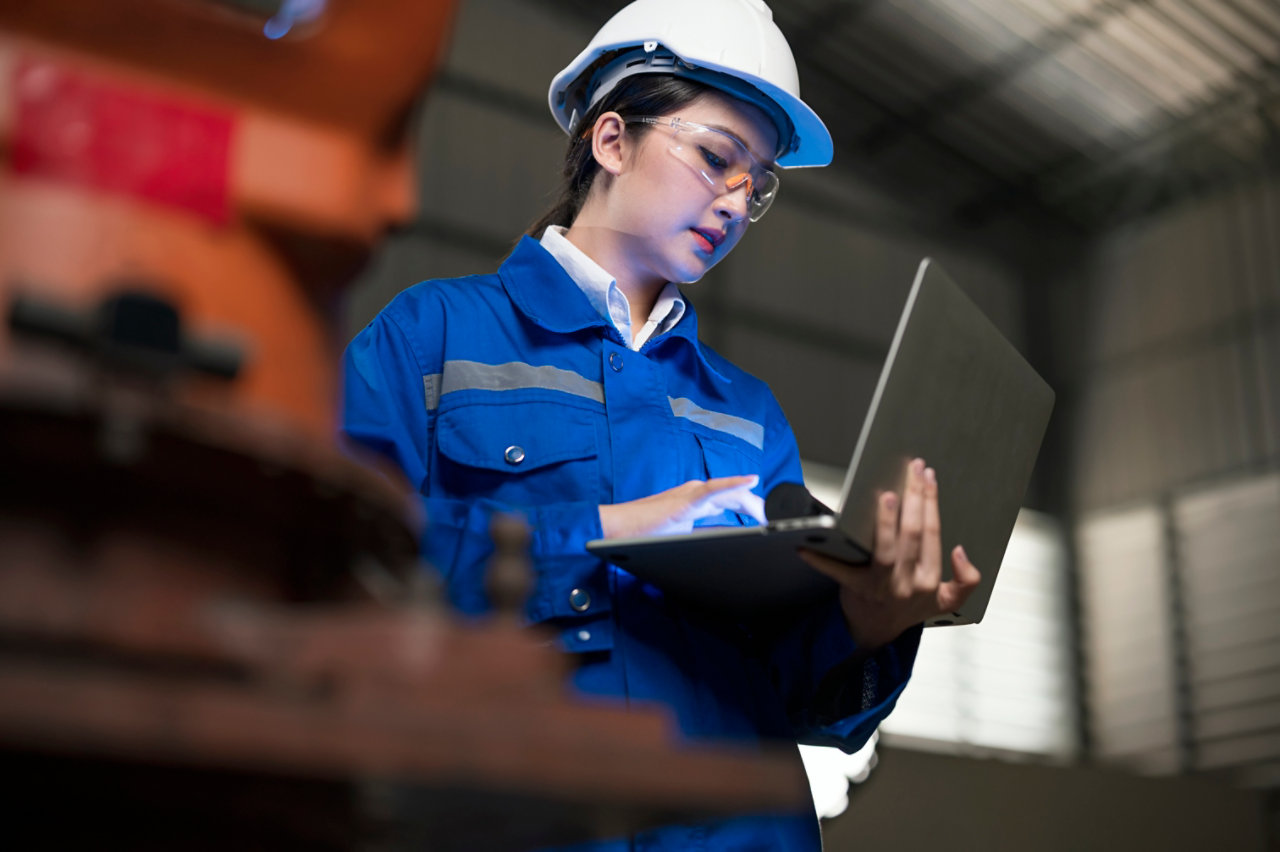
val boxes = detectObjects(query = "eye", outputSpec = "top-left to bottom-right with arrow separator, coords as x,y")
698,145 -> 729,171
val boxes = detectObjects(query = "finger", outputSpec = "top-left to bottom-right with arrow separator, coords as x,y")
736,490 -> 767,525
952,544 -> 981,586
700,475 -> 764,523
681,479 -> 762,522
873,491 -> 899,566
936,545 -> 982,612
702,484 -> 767,525
699,474 -> 759,495
917,466 -> 942,588
896,458 -> 926,572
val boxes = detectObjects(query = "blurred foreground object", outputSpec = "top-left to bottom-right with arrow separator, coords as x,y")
0,292 -> 806,849
0,334 -> 805,847
0,3 -> 808,847
0,0 -> 459,439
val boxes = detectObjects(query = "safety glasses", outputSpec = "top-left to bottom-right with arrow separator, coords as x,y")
626,116 -> 779,222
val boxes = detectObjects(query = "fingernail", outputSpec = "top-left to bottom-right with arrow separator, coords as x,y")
884,492 -> 897,511
955,544 -> 967,561
925,467 -> 936,484
912,458 -> 925,474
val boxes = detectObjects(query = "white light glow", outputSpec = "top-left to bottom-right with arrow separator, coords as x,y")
799,731 -> 879,820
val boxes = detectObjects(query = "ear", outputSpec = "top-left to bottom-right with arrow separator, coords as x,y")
589,112 -> 628,176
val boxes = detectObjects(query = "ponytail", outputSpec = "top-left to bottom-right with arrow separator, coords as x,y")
526,130 -> 598,238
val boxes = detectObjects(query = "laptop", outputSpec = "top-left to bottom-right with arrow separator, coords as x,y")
586,259 -> 1055,626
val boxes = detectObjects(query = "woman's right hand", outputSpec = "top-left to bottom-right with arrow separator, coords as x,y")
599,475 -> 766,539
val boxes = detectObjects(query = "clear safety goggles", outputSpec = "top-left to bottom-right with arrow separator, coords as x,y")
627,116 -> 780,222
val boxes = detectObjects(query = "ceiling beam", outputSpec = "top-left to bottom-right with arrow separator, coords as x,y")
798,59 -> 1089,234
956,73 -> 1280,229
787,0 -> 884,57
1041,73 -> 1280,205
853,0 -> 1156,157
1217,0 -> 1280,43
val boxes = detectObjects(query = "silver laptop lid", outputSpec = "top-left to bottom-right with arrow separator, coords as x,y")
835,258 -> 1055,625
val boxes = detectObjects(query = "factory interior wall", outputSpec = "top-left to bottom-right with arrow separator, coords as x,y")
1046,178 -> 1280,832
1048,177 -> 1280,513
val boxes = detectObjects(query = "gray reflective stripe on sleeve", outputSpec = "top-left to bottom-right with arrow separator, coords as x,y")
668,397 -> 764,450
424,373 -> 442,411
423,360 -> 604,409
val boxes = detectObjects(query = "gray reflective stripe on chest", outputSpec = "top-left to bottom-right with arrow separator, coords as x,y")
423,360 -> 604,410
668,397 -> 764,451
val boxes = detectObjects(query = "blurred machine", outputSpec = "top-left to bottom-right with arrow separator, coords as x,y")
0,0 -> 450,437
0,2 -> 807,848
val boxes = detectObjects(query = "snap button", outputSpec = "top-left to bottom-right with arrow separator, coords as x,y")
609,352 -> 623,372
577,629 -> 591,642
504,445 -> 526,465
569,588 -> 591,612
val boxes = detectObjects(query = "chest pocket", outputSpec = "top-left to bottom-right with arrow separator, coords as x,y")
694,432 -> 763,528
434,400 -> 601,506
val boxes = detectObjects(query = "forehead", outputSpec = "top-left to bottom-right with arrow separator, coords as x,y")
676,92 -> 780,166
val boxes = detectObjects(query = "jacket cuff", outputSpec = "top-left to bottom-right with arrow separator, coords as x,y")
804,623 -> 923,751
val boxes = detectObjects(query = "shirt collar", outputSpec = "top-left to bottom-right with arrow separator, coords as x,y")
540,226 -> 686,348
538,225 -> 615,320
499,236 -> 729,382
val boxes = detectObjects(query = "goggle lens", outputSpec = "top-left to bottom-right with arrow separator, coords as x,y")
630,117 -> 779,221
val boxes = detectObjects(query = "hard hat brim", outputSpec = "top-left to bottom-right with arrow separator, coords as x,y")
549,43 -> 833,169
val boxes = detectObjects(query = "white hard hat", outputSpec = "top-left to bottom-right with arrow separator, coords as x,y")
548,0 -> 833,169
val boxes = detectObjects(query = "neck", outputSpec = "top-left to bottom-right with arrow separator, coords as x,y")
562,221 -> 665,332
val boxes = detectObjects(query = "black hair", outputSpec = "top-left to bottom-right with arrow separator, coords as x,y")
525,74 -> 715,238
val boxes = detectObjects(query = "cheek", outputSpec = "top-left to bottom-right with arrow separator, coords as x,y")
629,178 -> 680,230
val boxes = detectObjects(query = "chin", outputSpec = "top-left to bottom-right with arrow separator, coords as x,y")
684,257 -> 725,283
672,253 -> 724,285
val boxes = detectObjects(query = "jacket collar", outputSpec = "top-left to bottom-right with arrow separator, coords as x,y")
499,236 -> 611,335
498,236 -> 730,382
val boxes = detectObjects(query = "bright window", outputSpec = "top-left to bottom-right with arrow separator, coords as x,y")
799,462 -> 1077,817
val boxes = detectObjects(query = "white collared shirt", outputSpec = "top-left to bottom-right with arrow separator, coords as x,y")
540,225 -> 686,351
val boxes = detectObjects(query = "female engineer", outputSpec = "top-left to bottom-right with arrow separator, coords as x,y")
341,0 -> 981,847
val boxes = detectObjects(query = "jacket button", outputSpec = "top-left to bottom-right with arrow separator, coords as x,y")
504,445 -> 525,465
577,629 -> 592,642
609,352 -> 623,372
569,588 -> 591,612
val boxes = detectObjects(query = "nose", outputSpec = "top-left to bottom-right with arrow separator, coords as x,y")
715,176 -> 752,222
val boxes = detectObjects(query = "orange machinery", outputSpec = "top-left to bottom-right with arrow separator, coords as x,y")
0,0 -> 451,438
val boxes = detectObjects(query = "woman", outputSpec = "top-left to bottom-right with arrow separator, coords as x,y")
342,0 -> 980,847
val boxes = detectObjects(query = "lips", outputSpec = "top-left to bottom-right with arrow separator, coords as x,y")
691,227 -> 724,252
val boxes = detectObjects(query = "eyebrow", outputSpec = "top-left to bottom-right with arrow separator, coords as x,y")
703,122 -> 774,167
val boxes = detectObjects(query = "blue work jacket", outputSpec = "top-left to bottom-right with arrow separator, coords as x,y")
342,236 -> 921,850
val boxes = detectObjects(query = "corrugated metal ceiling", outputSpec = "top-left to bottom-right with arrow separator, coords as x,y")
536,0 -> 1280,234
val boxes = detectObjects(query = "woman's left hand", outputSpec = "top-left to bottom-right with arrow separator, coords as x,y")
796,458 -> 982,650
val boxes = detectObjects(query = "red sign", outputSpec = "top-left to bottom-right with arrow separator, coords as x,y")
10,57 -> 235,225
